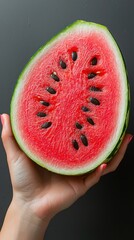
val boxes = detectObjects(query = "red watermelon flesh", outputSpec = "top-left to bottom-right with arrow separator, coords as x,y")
11,21 -> 129,175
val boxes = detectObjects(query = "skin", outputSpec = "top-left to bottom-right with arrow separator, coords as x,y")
0,113 -> 132,240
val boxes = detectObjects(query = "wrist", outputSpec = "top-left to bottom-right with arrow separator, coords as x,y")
0,197 -> 51,240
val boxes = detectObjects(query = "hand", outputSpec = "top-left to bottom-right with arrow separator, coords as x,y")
1,113 -> 132,222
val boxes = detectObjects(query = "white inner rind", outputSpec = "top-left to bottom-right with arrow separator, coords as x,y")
11,20 -> 128,175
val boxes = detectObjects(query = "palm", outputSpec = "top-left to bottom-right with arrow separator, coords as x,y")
11,150 -> 89,218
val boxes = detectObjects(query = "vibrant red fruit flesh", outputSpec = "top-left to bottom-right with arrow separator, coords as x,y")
17,31 -> 121,171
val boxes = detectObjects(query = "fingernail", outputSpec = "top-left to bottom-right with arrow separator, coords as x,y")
128,134 -> 133,144
101,163 -> 107,172
0,114 -> 2,125
0,114 -> 4,126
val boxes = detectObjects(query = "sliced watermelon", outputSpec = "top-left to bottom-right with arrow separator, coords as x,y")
10,20 -> 129,175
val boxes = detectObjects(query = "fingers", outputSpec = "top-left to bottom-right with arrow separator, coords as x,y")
1,114 -> 21,163
102,134 -> 133,175
83,133 -> 132,193
83,163 -> 107,192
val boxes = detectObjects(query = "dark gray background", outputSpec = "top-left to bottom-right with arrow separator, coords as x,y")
0,0 -> 134,239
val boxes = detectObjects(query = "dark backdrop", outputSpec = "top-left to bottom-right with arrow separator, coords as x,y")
0,1 -> 134,239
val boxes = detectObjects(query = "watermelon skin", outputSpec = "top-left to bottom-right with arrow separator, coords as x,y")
106,96 -> 130,163
10,20 -> 129,175
105,63 -> 130,163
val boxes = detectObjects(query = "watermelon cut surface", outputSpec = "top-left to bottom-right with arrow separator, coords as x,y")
10,20 -> 129,175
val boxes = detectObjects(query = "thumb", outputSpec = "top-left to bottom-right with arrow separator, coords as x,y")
1,114 -> 22,164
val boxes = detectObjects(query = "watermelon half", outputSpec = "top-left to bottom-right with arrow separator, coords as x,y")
10,20 -> 129,175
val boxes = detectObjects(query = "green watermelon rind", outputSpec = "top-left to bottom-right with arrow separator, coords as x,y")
104,39 -> 130,163
105,91 -> 130,163
10,20 -> 129,175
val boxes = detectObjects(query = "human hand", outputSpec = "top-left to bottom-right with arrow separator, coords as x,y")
0,114 -> 132,240
0,113 -> 132,240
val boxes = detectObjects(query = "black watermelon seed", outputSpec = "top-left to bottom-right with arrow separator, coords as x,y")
46,87 -> 56,94
75,122 -> 83,129
41,122 -> 52,129
60,60 -> 67,69
80,134 -> 88,146
88,72 -> 97,79
90,86 -> 102,92
51,73 -> 60,82
81,106 -> 89,112
91,57 -> 97,65
72,51 -> 77,61
90,97 -> 100,105
72,140 -> 79,150
37,112 -> 47,117
40,101 -> 50,106
87,117 -> 95,125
